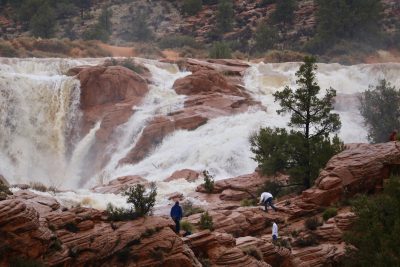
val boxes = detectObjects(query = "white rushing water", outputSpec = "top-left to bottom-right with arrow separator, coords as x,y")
1,58 -> 399,208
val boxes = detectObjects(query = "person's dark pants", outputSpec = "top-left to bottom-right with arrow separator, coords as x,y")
263,197 -> 277,212
272,234 -> 278,241
174,219 -> 180,233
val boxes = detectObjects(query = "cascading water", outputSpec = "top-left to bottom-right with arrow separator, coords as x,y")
1,58 -> 400,209
0,58 -> 102,186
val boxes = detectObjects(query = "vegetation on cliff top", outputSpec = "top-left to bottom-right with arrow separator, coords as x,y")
344,176 -> 400,266
0,0 -> 397,62
359,79 -> 400,143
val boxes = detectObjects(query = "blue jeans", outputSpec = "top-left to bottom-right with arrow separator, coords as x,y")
263,197 -> 277,212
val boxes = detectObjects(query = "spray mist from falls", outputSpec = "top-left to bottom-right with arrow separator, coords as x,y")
1,58 -> 400,203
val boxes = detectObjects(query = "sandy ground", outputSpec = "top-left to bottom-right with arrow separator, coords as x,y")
98,43 -> 136,57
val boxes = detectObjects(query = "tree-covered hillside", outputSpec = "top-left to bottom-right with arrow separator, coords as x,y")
0,0 -> 399,62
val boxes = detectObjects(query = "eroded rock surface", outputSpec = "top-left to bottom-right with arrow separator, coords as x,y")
303,142 -> 400,206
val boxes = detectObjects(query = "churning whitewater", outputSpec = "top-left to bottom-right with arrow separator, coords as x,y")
1,58 -> 400,207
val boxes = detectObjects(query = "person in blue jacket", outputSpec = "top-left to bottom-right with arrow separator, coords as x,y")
170,201 -> 183,234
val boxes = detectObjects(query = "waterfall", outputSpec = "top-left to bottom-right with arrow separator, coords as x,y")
1,58 -> 399,206
0,58 -> 102,186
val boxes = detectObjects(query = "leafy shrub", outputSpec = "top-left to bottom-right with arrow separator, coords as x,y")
182,0 -> 202,16
242,246 -> 263,261
29,182 -> 57,193
180,220 -> 194,233
130,11 -> 153,41
294,235 -> 319,247
142,228 -> 156,238
116,247 -> 130,263
199,211 -> 214,231
124,183 -> 157,217
271,0 -> 296,25
150,247 -> 164,262
240,198 -> 257,207
106,203 -> 139,221
0,181 -> 12,201
359,79 -> 400,143
49,237 -> 62,252
64,222 -> 79,233
203,170 -> 215,193
290,230 -> 299,238
304,217 -> 322,231
181,200 -> 204,217
254,24 -> 278,52
343,177 -> 400,266
0,43 -> 18,57
83,7 -> 112,41
30,3 -> 56,38
216,0 -> 234,33
198,257 -> 211,267
209,42 -> 232,59
158,35 -> 201,49
259,0 -> 276,7
322,207 -> 338,221
275,238 -> 291,249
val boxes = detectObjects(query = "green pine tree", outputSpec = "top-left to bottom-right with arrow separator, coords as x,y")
273,56 -> 341,188
251,56 -> 343,189
30,2 -> 56,38
216,0 -> 234,33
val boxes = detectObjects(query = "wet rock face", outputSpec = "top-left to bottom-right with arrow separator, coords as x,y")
69,65 -> 148,110
119,67 -> 259,165
92,175 -> 148,194
165,169 -> 200,182
67,65 -> 149,178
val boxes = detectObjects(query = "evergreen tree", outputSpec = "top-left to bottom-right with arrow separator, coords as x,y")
30,2 -> 56,38
271,0 -> 296,25
130,11 -> 153,41
74,0 -> 92,20
83,7 -> 112,42
359,79 -> 400,143
273,56 -> 341,188
311,0 -> 383,51
251,56 -> 342,189
254,24 -> 278,52
182,0 -> 202,16
216,0 -> 234,33
98,7 -> 112,34
209,41 -> 232,58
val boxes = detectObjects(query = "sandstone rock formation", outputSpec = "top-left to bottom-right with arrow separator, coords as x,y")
67,65 -> 149,179
92,175 -> 148,194
303,142 -> 400,206
183,230 -> 272,267
0,191 -> 200,267
165,169 -> 200,182
196,171 -> 282,201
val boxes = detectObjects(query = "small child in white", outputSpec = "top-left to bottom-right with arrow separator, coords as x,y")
272,222 -> 278,242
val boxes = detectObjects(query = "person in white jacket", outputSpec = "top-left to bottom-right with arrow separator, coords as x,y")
272,222 -> 278,241
258,192 -> 277,212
